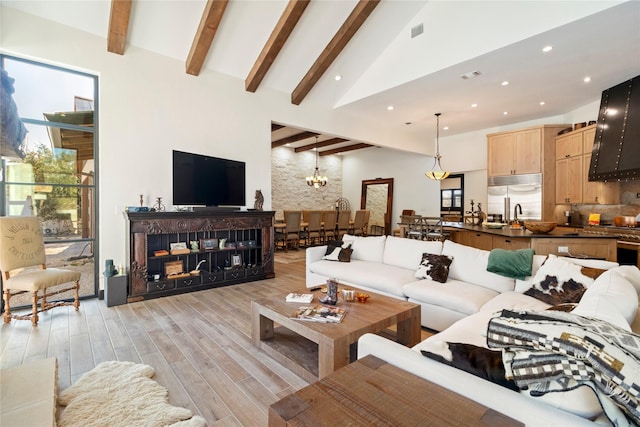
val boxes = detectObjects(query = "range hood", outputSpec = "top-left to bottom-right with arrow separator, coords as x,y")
589,74 -> 640,182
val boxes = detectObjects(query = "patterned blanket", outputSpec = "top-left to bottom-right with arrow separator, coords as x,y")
487,310 -> 640,426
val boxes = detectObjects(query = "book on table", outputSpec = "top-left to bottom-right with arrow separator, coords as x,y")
291,305 -> 347,323
285,293 -> 314,303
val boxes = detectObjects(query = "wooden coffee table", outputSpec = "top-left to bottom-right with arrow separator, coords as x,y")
251,288 -> 420,382
269,355 -> 523,426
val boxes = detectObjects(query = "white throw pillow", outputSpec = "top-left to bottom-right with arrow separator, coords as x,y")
383,236 -> 443,270
342,235 -> 385,263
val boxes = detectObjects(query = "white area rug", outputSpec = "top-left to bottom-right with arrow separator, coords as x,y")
57,361 -> 207,427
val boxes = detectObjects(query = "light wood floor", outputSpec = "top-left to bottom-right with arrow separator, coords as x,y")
0,249 -> 430,426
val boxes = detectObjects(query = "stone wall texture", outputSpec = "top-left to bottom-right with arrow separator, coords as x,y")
271,146 -> 343,216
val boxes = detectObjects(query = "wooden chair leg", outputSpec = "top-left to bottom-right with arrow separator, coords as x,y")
74,280 -> 80,311
31,291 -> 39,326
3,289 -> 11,324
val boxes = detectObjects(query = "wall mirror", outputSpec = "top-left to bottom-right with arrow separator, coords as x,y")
361,178 -> 394,235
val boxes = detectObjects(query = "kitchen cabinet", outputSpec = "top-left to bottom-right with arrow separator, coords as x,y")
556,155 -> 583,204
488,128 -> 542,176
466,231 -> 493,251
556,131 -> 583,160
445,225 -> 618,261
491,236 -> 530,251
555,125 -> 620,205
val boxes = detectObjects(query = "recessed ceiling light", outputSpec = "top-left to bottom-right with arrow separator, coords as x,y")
334,74 -> 342,81
501,81 -> 509,86
542,45 -> 553,52
539,101 -> 546,106
387,105 -> 394,111
471,103 -> 478,108
443,126 -> 449,130
584,76 -> 591,83
285,143 -> 291,147
503,111 -> 508,115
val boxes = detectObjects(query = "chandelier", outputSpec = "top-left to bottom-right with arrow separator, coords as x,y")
425,112 -> 450,180
306,136 -> 328,188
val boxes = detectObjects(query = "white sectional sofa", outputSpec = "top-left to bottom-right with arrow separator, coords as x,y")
358,265 -> 640,426
306,234 -> 550,331
306,234 -> 640,425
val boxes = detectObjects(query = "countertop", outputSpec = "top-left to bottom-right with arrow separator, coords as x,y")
443,223 -> 617,239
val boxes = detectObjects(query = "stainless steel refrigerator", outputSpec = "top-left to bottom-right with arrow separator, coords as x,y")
487,173 -> 542,223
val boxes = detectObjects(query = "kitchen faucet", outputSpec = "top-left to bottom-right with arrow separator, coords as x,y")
514,204 -> 523,224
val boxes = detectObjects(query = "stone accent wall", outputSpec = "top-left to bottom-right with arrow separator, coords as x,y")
272,146 -> 343,215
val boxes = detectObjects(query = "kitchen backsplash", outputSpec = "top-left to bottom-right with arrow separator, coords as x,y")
554,181 -> 640,225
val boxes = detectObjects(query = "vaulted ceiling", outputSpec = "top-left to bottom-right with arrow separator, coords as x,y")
6,0 -> 639,155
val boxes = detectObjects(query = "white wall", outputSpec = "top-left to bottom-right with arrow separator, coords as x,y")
342,147 -> 441,228
0,6 -> 424,289
1,6 -> 608,291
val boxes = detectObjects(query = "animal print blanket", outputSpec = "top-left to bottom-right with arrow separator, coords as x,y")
487,309 -> 640,426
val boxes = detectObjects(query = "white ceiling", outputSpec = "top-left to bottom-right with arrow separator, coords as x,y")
4,0 -> 640,150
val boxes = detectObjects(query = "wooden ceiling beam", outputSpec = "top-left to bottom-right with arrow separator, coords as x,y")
186,0 -> 229,76
294,138 -> 349,152
246,0 -> 310,92
107,0 -> 132,55
271,123 -> 286,131
271,131 -> 319,148
319,143 -> 372,156
291,0 -> 380,105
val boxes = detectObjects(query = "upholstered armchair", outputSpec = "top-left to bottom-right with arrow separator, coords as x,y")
0,216 -> 80,326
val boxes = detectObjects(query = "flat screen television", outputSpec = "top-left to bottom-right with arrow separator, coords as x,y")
173,150 -> 246,207
589,74 -> 640,182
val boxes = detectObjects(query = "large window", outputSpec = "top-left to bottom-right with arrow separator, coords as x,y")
440,174 -> 464,220
1,55 -> 98,304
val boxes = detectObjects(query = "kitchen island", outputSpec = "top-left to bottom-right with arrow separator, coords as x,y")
444,223 -> 617,261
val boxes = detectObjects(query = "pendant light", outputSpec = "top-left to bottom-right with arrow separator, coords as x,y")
306,136 -> 328,188
425,112 -> 450,180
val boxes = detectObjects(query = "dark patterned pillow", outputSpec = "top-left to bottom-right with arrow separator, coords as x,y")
322,240 -> 353,262
415,253 -> 453,283
421,342 -> 518,391
523,256 -> 593,305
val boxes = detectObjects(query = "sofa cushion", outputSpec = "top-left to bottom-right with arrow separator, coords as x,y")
572,268 -> 639,329
403,279 -> 499,317
480,291 -> 550,313
524,255 -> 594,305
382,236 -> 443,270
309,259 -> 416,298
341,234 -> 386,263
415,253 -> 453,283
442,240 -> 515,293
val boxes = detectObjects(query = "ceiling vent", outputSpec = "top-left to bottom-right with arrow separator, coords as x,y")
460,70 -> 482,80
411,23 -> 424,39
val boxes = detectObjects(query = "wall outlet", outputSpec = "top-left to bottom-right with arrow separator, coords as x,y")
558,246 -> 569,254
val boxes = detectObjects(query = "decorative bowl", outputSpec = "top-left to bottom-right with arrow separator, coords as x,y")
355,293 -> 370,303
524,221 -> 557,234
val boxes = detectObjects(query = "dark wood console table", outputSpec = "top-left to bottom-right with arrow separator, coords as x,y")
126,210 -> 274,302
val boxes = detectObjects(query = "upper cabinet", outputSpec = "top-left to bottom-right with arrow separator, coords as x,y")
555,124 -> 619,205
487,125 -> 567,177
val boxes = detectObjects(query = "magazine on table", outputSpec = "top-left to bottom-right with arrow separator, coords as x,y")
291,305 -> 346,323
285,293 -> 314,303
